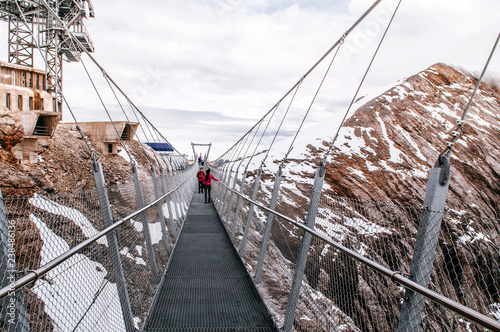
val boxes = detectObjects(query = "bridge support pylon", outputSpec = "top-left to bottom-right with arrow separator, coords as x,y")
397,157 -> 451,331
93,161 -> 135,332
283,161 -> 326,332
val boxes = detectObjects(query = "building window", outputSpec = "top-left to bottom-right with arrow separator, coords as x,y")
18,95 -> 23,110
36,75 -> 40,89
108,144 -> 113,154
40,98 -> 44,110
29,97 -> 33,110
6,93 -> 10,109
22,72 -> 26,87
29,73 -> 33,88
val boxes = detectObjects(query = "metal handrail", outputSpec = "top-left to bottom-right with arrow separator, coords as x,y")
217,182 -> 500,332
0,176 -> 193,300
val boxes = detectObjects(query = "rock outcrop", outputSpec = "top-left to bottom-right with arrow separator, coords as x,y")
244,63 -> 500,331
0,111 -> 24,162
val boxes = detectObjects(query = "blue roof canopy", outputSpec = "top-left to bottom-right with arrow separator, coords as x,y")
146,142 -> 174,152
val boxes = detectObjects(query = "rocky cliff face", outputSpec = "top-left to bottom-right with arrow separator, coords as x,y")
0,123 -> 170,197
244,63 -> 500,330
325,63 -> 500,216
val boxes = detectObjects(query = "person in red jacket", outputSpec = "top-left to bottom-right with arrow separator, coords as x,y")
203,169 -> 218,204
197,168 -> 205,194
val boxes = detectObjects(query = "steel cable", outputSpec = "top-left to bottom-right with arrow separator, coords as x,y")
261,82 -> 302,168
438,32 -> 500,162
324,0 -> 402,159
103,75 -> 156,166
13,0 -> 98,161
282,42 -> 343,163
215,0 -> 384,162
80,58 -> 136,164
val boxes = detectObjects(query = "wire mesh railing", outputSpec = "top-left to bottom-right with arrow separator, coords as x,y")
211,163 -> 500,332
0,164 -> 197,332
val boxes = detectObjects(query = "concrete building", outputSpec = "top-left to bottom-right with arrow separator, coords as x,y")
0,61 -> 59,163
69,121 -> 139,156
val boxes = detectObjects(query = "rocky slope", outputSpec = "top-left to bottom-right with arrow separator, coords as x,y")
0,123 -> 172,197
0,122 -> 178,330
238,63 -> 500,331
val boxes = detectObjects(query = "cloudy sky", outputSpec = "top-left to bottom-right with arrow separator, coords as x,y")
2,0 -> 499,159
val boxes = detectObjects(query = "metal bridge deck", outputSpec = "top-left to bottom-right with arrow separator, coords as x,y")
143,192 -> 277,331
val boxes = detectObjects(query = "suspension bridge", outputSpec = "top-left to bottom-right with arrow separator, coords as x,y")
1,0 -> 500,331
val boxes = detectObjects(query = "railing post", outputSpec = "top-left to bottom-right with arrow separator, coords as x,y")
220,164 -> 234,221
132,165 -> 160,284
92,162 -> 135,332
231,168 -> 249,238
160,169 -> 178,239
174,171 -> 184,224
283,161 -> 326,332
0,189 -> 30,332
176,170 -> 186,216
177,171 -> 186,214
239,168 -> 262,255
397,157 -> 451,332
223,166 -> 243,226
214,166 -> 226,211
221,165 -> 237,223
171,171 -> 184,222
218,164 -> 231,210
150,165 -> 170,256
254,164 -> 283,283
180,170 -> 190,211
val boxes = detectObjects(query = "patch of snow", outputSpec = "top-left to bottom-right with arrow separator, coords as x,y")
30,215 -> 125,331
321,244 -> 330,256
120,247 -> 146,266
410,167 -> 428,179
466,107 -> 495,129
438,132 -> 448,140
148,222 -> 163,245
489,303 -> 500,321
135,245 -> 143,256
131,219 -> 142,232
30,194 -> 108,247
118,149 -> 131,164
393,125 -> 426,161
343,217 -> 393,236
133,317 -> 141,330
379,160 -> 397,173
347,168 -> 366,180
335,127 -> 367,158
374,112 -> 403,163
366,161 -> 380,171
129,220 -> 163,245
459,226 -> 492,245
393,86 -> 408,99
456,138 -> 468,147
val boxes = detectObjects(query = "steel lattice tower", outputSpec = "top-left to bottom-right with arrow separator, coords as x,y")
0,0 -> 95,113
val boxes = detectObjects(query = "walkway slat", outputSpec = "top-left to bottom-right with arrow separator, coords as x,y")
143,192 -> 277,331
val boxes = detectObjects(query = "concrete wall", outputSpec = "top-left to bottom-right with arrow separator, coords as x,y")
67,122 -> 139,155
0,83 -> 54,112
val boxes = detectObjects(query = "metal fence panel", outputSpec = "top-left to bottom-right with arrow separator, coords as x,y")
0,165 -> 196,331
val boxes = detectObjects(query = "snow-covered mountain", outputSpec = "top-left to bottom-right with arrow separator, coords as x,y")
234,63 -> 500,330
